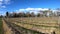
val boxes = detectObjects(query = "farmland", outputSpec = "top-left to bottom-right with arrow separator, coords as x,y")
3,17 -> 60,34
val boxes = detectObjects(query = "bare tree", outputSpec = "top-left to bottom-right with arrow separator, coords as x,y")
30,12 -> 35,17
26,12 -> 31,17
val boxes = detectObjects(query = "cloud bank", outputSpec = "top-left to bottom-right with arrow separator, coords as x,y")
16,8 -> 48,12
15,8 -> 49,14
18,8 -> 49,11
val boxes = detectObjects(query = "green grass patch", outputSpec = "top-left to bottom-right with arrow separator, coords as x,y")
0,18 -> 3,34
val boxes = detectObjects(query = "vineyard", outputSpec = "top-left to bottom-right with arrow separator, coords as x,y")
3,17 -> 60,34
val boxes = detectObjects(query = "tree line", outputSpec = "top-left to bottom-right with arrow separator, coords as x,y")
6,12 -> 36,17
6,8 -> 60,18
6,10 -> 56,17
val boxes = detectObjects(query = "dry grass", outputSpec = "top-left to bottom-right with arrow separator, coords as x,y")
3,19 -> 13,34
5,17 -> 60,34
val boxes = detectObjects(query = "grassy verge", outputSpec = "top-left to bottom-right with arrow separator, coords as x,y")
0,18 -> 3,34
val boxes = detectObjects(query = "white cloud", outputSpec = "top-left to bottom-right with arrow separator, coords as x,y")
0,0 -> 11,8
0,0 -> 11,5
4,0 -> 11,4
19,9 -> 25,11
17,8 -> 49,11
0,11 -> 5,15
2,6 -> 6,8
0,0 -> 3,1
0,2 -> 2,5
0,5 -> 6,8
0,0 -> 3,6
15,8 -> 49,14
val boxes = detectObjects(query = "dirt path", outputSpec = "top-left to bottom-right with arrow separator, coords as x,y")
2,19 -> 13,34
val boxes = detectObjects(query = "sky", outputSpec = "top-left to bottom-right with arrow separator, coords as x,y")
0,0 -> 60,15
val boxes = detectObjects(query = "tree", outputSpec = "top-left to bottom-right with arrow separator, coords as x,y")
6,11 -> 9,17
30,12 -> 35,17
43,10 -> 48,17
0,15 -> 3,18
43,8 -> 52,17
18,12 -> 25,17
13,12 -> 18,17
38,10 -> 44,17
56,8 -> 60,10
26,12 -> 31,17
37,13 -> 40,17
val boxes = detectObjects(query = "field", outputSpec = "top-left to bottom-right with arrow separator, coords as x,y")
5,17 -> 60,34
0,18 -> 3,34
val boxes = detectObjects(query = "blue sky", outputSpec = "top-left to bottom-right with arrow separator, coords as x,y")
0,0 -> 60,15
